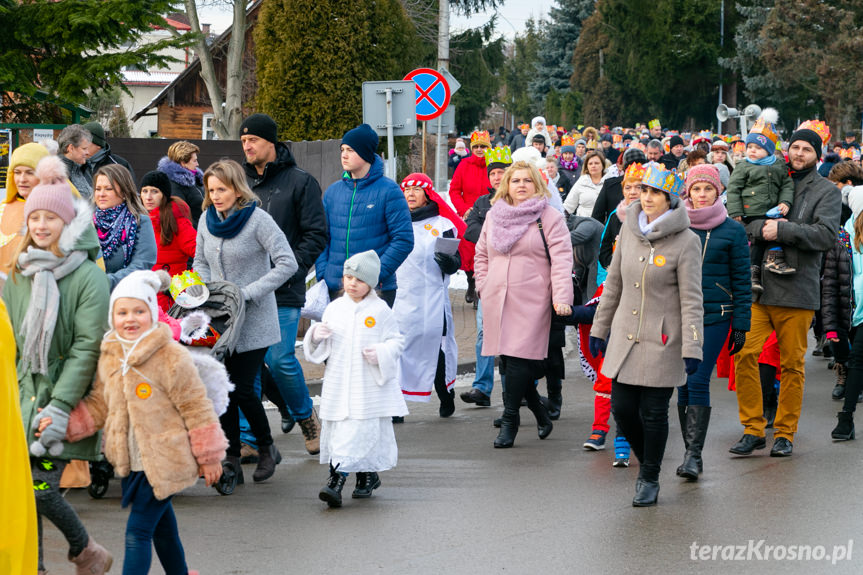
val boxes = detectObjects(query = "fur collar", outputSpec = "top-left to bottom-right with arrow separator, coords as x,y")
158,156 -> 203,188
58,199 -> 95,255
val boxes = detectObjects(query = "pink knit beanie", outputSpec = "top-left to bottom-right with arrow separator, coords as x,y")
684,164 -> 722,197
24,182 -> 76,224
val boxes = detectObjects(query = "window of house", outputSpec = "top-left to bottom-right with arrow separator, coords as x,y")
202,114 -> 218,140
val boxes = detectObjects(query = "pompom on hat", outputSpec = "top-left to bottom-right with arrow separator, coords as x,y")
24,182 -> 76,225
110,270 -> 172,329
343,250 -> 380,289
745,108 -> 781,156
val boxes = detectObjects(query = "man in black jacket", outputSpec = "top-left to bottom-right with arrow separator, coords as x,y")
241,113 -> 329,455
83,121 -> 136,184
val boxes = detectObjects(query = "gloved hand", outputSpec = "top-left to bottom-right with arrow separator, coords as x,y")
362,346 -> 379,365
570,305 -> 596,326
589,336 -> 606,358
434,252 -> 460,275
727,329 -> 747,356
30,405 -> 70,457
684,357 -> 701,375
312,323 -> 332,343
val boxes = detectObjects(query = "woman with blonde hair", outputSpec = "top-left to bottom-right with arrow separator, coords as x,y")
195,159 -> 298,490
158,140 -> 205,226
474,160 -> 574,448
92,164 -> 157,290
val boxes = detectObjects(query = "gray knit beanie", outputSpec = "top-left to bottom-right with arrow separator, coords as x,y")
343,250 -> 381,288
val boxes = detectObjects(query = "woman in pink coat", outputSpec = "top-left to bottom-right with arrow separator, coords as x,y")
474,160 -> 574,448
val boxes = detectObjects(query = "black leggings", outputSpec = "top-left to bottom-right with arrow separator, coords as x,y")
611,380 -> 673,482
221,347 -> 272,457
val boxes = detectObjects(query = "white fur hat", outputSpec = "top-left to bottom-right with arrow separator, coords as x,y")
110,270 -> 171,328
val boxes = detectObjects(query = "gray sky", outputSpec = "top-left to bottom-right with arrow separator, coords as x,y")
197,0 -> 555,38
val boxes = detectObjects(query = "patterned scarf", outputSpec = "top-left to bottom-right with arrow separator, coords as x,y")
560,157 -> 579,172
94,202 -> 138,267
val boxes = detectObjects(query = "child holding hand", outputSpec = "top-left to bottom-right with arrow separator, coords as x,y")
725,108 -> 795,293
304,250 -> 407,508
46,270 -> 227,575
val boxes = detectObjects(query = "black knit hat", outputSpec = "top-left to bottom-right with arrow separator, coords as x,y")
622,147 -> 647,169
342,124 -> 379,165
141,170 -> 172,198
669,135 -> 685,149
789,129 -> 823,161
240,113 -> 279,144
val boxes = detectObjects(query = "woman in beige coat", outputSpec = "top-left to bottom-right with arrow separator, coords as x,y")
590,164 -> 704,507
475,161 -> 574,448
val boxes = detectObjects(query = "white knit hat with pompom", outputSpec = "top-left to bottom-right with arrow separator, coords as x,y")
109,270 -> 172,328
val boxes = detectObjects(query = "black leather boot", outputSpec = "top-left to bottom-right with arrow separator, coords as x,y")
525,390 -> 553,439
319,464 -> 347,507
494,392 -> 520,448
632,476 -> 660,507
677,404 -> 688,451
435,376 -> 455,418
832,411 -> 855,440
253,443 -> 282,483
352,472 -> 381,498
676,406 -> 711,480
546,379 -> 563,420
214,455 -> 243,496
465,271 -> 476,304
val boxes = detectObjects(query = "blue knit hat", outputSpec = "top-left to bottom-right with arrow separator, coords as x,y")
342,124 -> 379,165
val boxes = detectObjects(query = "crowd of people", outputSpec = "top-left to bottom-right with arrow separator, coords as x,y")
1,106 -> 858,573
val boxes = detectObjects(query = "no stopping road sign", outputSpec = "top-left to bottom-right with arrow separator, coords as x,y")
404,68 -> 451,122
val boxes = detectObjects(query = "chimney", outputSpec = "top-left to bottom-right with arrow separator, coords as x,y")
202,23 -> 211,35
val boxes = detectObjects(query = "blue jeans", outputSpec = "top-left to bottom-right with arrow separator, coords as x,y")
677,320 -> 731,407
473,300 -> 495,396
241,307 -> 312,447
122,472 -> 187,575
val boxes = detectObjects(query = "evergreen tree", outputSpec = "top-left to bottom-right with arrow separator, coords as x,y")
531,0 -> 595,98
255,0 -> 419,141
0,0 -> 188,111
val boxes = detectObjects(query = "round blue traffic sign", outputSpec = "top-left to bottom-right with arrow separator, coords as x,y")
404,68 -> 451,121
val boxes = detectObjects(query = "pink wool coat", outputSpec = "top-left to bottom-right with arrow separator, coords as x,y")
475,204 -> 574,360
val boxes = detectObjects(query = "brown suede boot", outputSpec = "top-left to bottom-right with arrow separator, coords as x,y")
69,537 -> 113,574
298,409 -> 321,455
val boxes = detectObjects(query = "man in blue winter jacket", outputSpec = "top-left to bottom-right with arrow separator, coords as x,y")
316,123 -> 413,307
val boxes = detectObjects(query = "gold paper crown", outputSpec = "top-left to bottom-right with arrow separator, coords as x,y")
470,130 -> 491,147
648,119 -> 661,130
749,118 -> 779,145
840,147 -> 856,160
624,162 -> 646,181
170,270 -> 205,300
518,123 -> 529,130
798,120 -> 831,145
561,134 -> 575,147
642,164 -> 684,195
484,146 -> 512,167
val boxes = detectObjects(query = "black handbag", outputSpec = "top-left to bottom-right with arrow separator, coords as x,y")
537,218 -> 578,324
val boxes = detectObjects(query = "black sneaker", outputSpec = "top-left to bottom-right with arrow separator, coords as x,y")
459,388 -> 491,406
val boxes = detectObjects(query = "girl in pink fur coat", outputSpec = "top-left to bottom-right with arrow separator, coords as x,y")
40,270 -> 227,575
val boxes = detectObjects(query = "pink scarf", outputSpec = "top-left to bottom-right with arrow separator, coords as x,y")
685,197 -> 728,230
488,196 -> 549,253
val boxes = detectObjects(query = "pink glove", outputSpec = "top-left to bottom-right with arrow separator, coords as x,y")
312,323 -> 332,343
362,347 -> 378,365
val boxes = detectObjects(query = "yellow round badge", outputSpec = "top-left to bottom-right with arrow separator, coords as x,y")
364,317 -> 376,328
136,383 -> 152,400
424,223 -> 433,230
431,229 -> 440,236
654,255 -> 666,267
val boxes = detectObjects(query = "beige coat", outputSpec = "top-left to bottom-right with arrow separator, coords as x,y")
591,197 -> 704,387
66,324 -> 227,500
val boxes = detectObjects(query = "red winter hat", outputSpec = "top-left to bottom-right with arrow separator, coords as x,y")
400,173 -> 466,238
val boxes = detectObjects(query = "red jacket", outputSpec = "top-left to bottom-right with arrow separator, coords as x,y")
449,154 -> 490,217
150,202 -> 197,311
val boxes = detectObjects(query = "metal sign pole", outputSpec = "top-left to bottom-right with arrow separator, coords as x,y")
386,88 -> 395,180
435,115 -> 442,194
422,121 -> 427,174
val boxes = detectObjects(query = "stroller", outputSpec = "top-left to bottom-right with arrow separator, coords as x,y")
88,275 -> 243,498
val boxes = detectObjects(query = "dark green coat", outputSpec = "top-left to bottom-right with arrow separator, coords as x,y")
2,203 -> 109,460
725,159 -> 795,219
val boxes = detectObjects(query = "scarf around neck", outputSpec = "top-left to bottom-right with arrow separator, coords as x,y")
560,157 -> 579,172
17,247 -> 88,375
747,153 -> 777,166
94,202 -> 138,267
488,196 -> 548,253
206,203 -> 257,239
685,197 -> 728,231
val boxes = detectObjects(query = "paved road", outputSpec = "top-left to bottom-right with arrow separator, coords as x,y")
43,338 -> 862,574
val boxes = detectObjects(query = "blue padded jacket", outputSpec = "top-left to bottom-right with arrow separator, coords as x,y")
316,156 -> 414,292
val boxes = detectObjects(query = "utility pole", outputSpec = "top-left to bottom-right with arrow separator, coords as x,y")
435,0 -> 450,196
